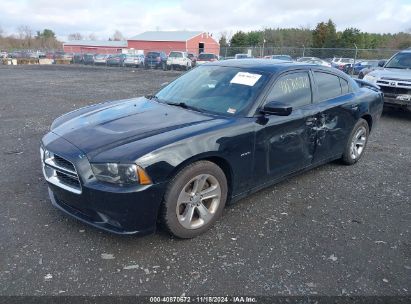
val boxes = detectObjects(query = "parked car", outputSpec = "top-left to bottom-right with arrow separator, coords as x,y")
94,54 -> 109,65
297,57 -> 318,62
188,53 -> 197,66
364,50 -> 411,109
331,58 -> 354,70
72,53 -> 84,64
167,51 -> 192,70
196,53 -> 219,65
269,55 -> 293,61
298,58 -> 331,67
234,53 -> 253,59
0,51 -> 8,58
350,60 -> 380,78
106,54 -> 127,66
54,51 -> 73,61
123,54 -> 145,67
83,54 -> 95,65
40,60 -> 383,239
145,51 -> 167,70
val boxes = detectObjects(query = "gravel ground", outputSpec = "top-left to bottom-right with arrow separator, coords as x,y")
0,64 -> 410,297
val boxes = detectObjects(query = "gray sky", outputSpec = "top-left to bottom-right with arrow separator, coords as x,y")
1,0 -> 411,41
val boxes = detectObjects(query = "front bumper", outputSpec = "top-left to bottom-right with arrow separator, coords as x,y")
41,132 -> 167,235
48,181 -> 166,235
383,95 -> 411,107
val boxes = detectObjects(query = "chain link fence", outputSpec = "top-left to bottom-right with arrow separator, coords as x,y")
219,46 -> 400,61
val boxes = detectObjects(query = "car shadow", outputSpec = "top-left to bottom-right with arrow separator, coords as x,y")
382,106 -> 411,121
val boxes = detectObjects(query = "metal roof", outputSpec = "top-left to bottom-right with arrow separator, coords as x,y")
129,31 -> 203,41
63,40 -> 128,47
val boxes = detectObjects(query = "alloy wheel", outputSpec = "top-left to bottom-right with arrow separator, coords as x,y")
176,174 -> 221,229
350,126 -> 367,160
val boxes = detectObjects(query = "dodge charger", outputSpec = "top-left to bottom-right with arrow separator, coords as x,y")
40,60 -> 383,238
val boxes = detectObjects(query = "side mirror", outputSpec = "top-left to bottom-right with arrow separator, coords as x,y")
261,101 -> 292,116
378,60 -> 386,67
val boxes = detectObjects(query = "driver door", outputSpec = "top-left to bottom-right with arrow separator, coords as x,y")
253,71 -> 319,184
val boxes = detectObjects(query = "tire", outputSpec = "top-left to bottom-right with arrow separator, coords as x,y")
358,72 -> 364,79
161,161 -> 228,239
341,118 -> 370,165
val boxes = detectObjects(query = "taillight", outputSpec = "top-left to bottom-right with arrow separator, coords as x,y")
210,58 -> 216,62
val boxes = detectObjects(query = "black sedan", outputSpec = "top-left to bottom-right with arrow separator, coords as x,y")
40,60 -> 383,238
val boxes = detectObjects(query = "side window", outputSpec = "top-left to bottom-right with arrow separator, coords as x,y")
340,77 -> 349,94
314,72 -> 342,101
266,72 -> 312,108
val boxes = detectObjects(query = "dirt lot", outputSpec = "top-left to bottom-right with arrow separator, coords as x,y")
0,64 -> 410,296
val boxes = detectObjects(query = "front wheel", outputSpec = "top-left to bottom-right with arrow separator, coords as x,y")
341,118 -> 369,165
161,161 -> 228,238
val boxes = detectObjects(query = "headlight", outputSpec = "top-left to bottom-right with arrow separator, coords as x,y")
364,74 -> 376,83
90,163 -> 151,185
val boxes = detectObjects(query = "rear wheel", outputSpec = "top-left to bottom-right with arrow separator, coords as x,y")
341,118 -> 369,165
161,161 -> 227,238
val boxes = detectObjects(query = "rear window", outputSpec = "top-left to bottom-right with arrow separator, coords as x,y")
169,52 -> 183,58
147,52 -> 160,57
198,54 -> 214,60
314,72 -> 343,101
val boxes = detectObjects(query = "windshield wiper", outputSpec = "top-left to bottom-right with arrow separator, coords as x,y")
165,101 -> 205,113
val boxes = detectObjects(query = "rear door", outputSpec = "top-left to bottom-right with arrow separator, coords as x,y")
253,70 -> 319,184
310,70 -> 358,162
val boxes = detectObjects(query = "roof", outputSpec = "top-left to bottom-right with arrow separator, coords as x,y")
63,40 -> 128,47
129,31 -> 203,41
208,59 -> 347,74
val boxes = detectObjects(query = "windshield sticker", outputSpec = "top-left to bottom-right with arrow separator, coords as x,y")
227,108 -> 237,114
230,72 -> 262,86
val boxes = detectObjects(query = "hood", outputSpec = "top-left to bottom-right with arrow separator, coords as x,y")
368,68 -> 411,81
51,97 -> 218,156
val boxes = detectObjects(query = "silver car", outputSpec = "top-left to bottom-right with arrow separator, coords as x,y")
124,54 -> 145,67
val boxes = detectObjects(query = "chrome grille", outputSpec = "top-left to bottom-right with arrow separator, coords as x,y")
40,147 -> 82,194
53,154 -> 76,172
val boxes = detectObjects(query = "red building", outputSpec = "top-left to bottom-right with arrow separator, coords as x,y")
63,40 -> 127,54
127,31 -> 220,56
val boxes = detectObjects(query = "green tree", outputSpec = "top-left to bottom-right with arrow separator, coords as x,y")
339,27 -> 361,48
230,31 -> 248,47
312,19 -> 337,48
219,34 -> 229,47
247,31 -> 262,46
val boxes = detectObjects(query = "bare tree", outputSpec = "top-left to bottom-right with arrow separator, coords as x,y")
68,32 -> 83,40
111,30 -> 124,41
17,25 -> 33,47
0,25 -> 4,37
88,33 -> 97,40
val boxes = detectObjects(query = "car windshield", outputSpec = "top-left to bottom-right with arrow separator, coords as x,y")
385,52 -> 411,69
155,65 -> 269,116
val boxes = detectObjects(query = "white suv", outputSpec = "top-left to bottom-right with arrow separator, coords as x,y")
364,50 -> 411,109
167,51 -> 192,70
